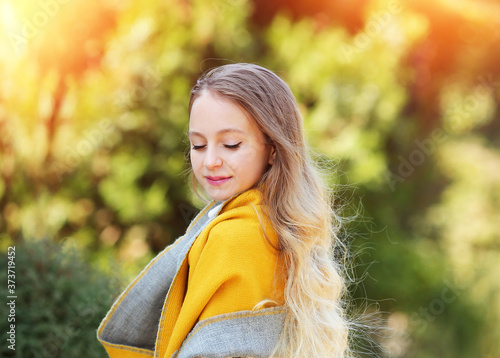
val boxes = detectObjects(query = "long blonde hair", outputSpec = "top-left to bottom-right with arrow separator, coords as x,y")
189,63 -> 350,358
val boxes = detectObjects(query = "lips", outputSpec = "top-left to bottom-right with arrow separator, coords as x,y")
205,176 -> 232,186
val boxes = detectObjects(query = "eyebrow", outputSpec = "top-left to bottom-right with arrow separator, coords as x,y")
188,128 -> 246,137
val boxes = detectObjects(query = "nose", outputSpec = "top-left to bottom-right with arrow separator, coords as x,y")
204,146 -> 223,169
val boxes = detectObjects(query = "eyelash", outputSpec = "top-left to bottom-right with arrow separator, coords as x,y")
191,142 -> 242,150
225,142 -> 241,150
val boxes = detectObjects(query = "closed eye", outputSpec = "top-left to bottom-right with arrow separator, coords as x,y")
225,142 -> 241,150
191,145 -> 206,150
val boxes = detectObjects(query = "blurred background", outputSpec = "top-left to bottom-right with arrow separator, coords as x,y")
0,0 -> 499,357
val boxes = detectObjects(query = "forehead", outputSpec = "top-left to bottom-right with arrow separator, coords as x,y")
189,91 -> 263,137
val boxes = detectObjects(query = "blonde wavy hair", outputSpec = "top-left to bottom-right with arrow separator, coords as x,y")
189,63 -> 350,358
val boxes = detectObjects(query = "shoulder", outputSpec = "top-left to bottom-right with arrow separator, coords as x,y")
190,189 -> 280,264
210,210 -> 278,255
209,189 -> 279,254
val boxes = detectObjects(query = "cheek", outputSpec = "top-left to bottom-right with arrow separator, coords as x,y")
231,149 -> 267,174
247,145 -> 269,166
189,152 -> 195,167
190,152 -> 202,172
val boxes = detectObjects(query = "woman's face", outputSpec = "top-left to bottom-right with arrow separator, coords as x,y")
189,90 -> 273,201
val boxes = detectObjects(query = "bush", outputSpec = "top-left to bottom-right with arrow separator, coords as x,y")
0,239 -> 121,358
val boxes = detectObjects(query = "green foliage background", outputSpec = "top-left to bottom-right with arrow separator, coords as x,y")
0,239 -> 120,357
0,0 -> 499,356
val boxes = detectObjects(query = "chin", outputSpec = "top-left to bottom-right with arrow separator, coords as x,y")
205,189 -> 231,202
212,193 -> 232,201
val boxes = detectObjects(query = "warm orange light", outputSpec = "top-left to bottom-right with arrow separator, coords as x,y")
0,0 -> 117,77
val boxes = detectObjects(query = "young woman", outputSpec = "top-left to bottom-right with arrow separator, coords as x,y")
98,63 -> 350,357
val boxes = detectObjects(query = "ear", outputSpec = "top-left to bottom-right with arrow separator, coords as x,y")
268,146 -> 276,165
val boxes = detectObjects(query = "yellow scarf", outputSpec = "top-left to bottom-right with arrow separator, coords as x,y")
98,188 -> 285,358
